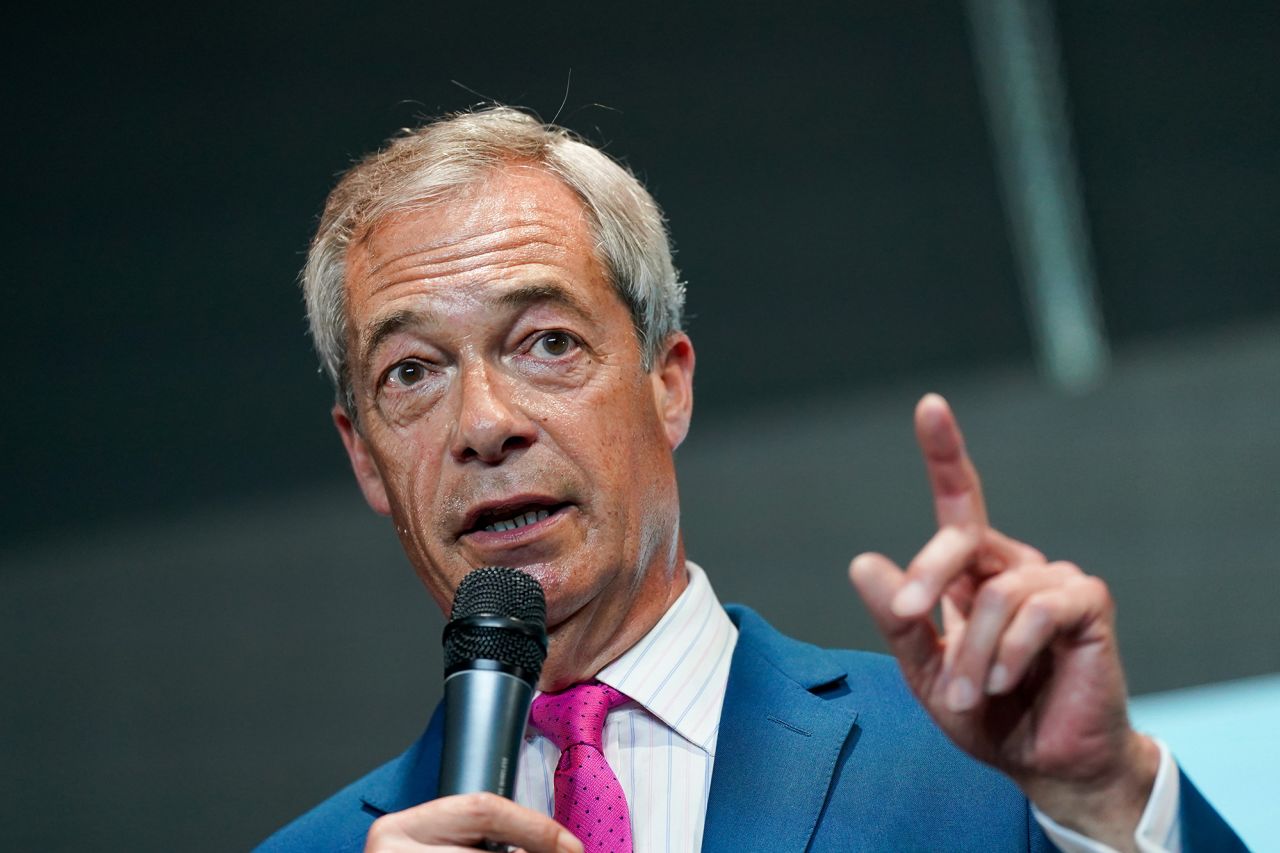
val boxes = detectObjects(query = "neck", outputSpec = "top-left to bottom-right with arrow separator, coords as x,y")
538,547 -> 689,692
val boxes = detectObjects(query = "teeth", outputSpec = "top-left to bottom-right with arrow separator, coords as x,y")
482,508 -> 552,533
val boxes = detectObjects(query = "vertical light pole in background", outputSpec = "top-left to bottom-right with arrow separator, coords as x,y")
966,0 -> 1110,392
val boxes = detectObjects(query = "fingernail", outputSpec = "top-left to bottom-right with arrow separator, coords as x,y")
946,676 -> 977,712
891,582 -> 931,617
559,831 -> 584,853
986,663 -> 1010,694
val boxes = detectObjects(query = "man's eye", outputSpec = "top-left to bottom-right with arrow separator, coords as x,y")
531,332 -> 577,358
386,360 -> 429,387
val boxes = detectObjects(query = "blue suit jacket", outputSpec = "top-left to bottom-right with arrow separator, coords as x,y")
257,605 -> 1245,852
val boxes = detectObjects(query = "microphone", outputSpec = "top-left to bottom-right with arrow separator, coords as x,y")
438,566 -> 548,799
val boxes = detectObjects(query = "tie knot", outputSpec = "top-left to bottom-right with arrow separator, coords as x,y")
530,681 -> 630,752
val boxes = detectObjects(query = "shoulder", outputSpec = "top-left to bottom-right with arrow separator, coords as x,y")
253,761 -> 395,853
254,708 -> 445,853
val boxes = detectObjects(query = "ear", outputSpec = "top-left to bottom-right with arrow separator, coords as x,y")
649,332 -> 695,450
332,405 -> 393,516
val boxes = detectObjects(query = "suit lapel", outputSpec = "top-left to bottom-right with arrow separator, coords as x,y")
703,606 -> 859,853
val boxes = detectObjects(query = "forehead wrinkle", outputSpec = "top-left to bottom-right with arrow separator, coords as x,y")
371,240 -> 568,296
367,219 -> 581,278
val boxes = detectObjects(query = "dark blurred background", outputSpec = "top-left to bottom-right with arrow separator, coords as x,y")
3,2 -> 1277,850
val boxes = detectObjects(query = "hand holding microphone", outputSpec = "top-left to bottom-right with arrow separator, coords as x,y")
363,568 -> 582,853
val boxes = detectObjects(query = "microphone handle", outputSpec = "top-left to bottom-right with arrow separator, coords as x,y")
438,666 -> 534,798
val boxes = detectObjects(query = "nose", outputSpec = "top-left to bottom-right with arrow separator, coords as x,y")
449,361 -> 537,464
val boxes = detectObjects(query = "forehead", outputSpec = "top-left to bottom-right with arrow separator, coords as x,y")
348,164 -> 601,296
340,164 -> 634,377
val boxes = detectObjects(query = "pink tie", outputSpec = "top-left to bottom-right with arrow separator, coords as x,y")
530,682 -> 633,853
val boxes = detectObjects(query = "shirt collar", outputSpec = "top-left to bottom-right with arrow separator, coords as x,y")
595,561 -> 738,756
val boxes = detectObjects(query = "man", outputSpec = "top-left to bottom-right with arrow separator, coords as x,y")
258,107 -> 1242,852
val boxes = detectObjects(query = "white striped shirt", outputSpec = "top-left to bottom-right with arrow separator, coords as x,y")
514,561 -> 735,853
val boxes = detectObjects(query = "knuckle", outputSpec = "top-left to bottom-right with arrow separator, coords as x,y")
999,633 -> 1032,660
535,823 -> 567,849
1075,574 -> 1114,609
1022,543 -> 1047,563
364,814 -> 398,845
943,523 -> 980,546
1023,592 -> 1056,625
457,791 -> 502,820
1073,573 -> 1108,596
1048,560 -> 1084,578
975,578 -> 1015,612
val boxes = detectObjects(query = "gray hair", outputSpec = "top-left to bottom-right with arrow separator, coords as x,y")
301,106 -> 685,421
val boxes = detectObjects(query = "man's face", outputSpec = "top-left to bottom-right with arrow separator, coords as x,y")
335,165 -> 693,641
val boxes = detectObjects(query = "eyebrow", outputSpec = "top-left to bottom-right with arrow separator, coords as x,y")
496,281 -> 598,321
356,281 -> 599,376
360,309 -> 436,374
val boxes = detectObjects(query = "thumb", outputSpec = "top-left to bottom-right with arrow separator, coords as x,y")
850,552 -> 941,685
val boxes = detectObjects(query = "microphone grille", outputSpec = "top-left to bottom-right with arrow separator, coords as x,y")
444,567 -> 547,678
450,566 -> 547,622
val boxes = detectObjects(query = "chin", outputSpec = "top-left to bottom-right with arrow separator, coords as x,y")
534,561 -> 623,630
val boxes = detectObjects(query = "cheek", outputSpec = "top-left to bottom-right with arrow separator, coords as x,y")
553,387 -> 659,471
570,388 -> 675,520
368,427 -> 447,527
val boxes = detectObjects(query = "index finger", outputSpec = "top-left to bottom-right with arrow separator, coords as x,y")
915,393 -> 988,529
368,793 -> 582,853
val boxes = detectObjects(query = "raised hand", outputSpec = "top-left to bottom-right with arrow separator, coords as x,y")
849,394 -> 1158,851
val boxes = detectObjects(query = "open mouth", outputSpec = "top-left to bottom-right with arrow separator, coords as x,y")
465,500 -> 572,536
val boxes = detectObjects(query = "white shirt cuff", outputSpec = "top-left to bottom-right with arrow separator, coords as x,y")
1031,738 -> 1181,853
